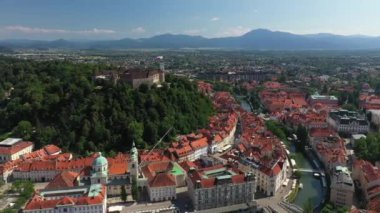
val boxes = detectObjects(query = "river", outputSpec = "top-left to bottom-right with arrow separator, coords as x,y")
238,96 -> 324,209
290,147 -> 325,208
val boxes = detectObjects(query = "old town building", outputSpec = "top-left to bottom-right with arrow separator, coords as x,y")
330,166 -> 354,207
0,138 -> 33,163
186,163 -> 256,211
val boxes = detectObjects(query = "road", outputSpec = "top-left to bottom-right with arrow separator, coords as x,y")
173,187 -> 192,212
0,183 -> 17,210
120,201 -> 173,213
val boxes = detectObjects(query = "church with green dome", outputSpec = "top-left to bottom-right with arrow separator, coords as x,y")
91,152 -> 109,185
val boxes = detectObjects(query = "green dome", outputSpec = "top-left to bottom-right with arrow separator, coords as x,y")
93,152 -> 108,167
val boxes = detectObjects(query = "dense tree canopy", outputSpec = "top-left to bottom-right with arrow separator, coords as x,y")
321,203 -> 348,213
355,133 -> 380,163
265,120 -> 290,141
0,57 -> 214,155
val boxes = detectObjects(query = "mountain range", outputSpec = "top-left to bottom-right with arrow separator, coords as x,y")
2,29 -> 380,50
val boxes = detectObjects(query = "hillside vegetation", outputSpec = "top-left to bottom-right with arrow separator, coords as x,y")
0,57 -> 214,155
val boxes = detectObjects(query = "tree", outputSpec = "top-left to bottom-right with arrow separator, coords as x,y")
127,121 -> 144,149
341,103 -> 357,111
321,203 -> 335,213
296,125 -> 308,149
11,180 -> 34,198
143,122 -> 158,145
138,83 -> 149,93
13,120 -> 33,140
321,84 -> 328,94
35,126 -> 58,147
265,120 -> 287,141
131,177 -> 139,201
278,71 -> 287,83
120,185 -> 127,202
354,133 -> 380,162
303,198 -> 314,213
293,170 -> 302,179
0,58 -> 214,154
321,202 -> 348,213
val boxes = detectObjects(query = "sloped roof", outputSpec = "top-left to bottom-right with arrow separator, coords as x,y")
45,171 -> 79,189
148,173 -> 176,188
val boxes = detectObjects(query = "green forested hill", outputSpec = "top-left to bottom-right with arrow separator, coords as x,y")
0,57 -> 214,155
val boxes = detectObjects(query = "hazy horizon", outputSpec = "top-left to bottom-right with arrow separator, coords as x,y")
1,0 -> 380,40
1,28 -> 379,42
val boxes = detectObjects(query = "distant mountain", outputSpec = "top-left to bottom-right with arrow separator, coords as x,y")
2,29 -> 380,50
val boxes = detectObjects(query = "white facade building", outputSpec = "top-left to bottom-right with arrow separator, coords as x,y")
23,184 -> 107,213
0,138 -> 33,163
187,166 -> 256,211
327,110 -> 369,134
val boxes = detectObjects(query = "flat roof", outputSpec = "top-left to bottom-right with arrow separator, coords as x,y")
203,168 -> 236,178
171,162 -> 184,176
310,94 -> 338,100
41,187 -> 88,197
0,138 -> 22,146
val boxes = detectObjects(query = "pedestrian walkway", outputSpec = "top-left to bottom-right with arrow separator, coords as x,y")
255,179 -> 297,213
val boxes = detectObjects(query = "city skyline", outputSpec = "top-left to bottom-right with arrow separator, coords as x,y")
1,0 -> 380,40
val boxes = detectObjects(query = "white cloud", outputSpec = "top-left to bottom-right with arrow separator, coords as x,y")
3,25 -> 116,35
210,17 -> 220,22
218,26 -> 251,37
131,27 -> 146,34
82,28 -> 115,34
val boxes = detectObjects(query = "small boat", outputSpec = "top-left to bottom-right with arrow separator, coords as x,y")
299,183 -> 303,189
313,172 -> 321,178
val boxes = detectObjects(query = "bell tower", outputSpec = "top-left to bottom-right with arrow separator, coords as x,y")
129,141 -> 139,178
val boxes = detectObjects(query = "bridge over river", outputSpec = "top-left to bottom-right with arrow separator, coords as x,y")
238,96 -> 326,210
294,168 -> 321,173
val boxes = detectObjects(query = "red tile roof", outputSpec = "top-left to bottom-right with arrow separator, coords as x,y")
368,185 -> 380,198
24,185 -> 106,210
260,163 -> 282,177
14,153 -> 129,176
141,161 -> 173,180
190,137 -> 208,150
231,174 -> 246,184
148,173 -> 176,188
179,161 -> 197,172
22,144 -> 62,161
368,197 -> 380,212
0,141 -> 33,155
174,145 -> 193,158
140,149 -> 171,163
57,196 -> 75,205
107,153 -> 129,175
309,128 -> 337,138
45,171 -> 79,189
188,164 -> 249,188
44,145 -> 61,155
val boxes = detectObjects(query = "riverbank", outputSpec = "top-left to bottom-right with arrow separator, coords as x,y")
238,96 -> 325,208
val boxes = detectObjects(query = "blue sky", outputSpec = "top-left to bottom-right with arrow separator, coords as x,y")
0,0 -> 379,40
